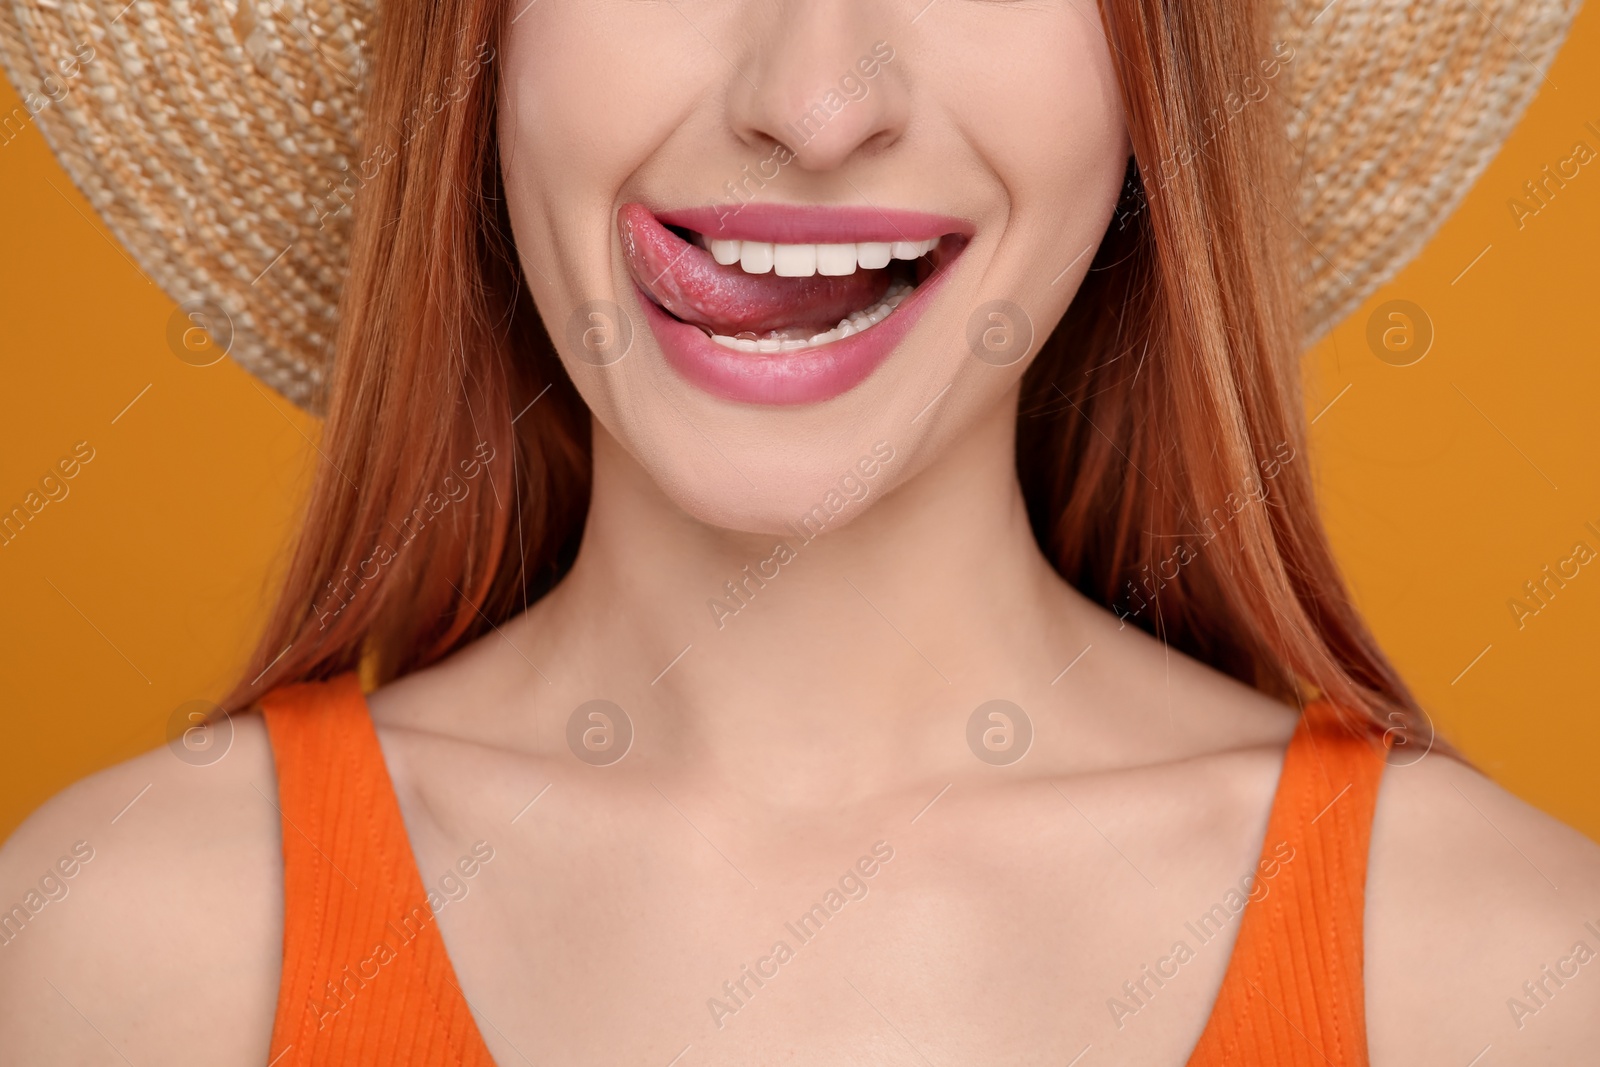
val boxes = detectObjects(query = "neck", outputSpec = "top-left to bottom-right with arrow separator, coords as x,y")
518,389 -> 1106,803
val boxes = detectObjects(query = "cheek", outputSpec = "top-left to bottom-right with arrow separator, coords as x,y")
1009,26 -> 1127,174
937,6 -> 1127,231
498,5 -> 734,437
499,7 -> 673,173
497,7 -> 707,299
928,5 -> 1128,350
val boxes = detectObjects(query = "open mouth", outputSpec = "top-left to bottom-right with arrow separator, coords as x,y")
621,202 -> 966,354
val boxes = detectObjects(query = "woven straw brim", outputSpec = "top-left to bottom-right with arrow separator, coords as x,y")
0,0 -> 1580,414
1281,0 -> 1579,334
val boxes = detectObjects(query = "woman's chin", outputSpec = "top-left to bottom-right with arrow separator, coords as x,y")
651,471 -> 891,541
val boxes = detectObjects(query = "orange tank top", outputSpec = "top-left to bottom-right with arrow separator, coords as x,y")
258,673 -> 1387,1066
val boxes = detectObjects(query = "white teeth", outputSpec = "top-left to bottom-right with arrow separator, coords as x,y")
856,242 -> 893,270
739,241 -> 774,274
708,280 -> 915,352
815,243 -> 858,276
773,243 -> 818,277
704,237 -> 941,277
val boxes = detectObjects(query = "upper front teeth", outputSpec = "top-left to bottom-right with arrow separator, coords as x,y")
708,238 -> 939,277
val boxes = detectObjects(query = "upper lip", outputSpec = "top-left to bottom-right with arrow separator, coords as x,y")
651,203 -> 975,245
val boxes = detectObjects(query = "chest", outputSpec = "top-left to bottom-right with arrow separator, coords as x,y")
387,754 -> 1284,1066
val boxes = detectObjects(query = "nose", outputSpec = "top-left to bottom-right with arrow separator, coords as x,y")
726,1 -> 909,173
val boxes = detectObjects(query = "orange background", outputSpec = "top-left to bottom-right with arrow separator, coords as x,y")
3,10 -> 1599,843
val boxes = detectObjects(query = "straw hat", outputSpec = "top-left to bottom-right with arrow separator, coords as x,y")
0,0 -> 1579,414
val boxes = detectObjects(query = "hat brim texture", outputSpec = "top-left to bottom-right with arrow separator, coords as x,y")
0,0 -> 1580,414
1280,0 -> 1579,340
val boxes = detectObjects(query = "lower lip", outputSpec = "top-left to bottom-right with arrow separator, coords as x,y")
635,257 -> 957,407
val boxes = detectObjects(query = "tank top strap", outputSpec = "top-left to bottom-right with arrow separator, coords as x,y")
259,672 -> 494,1066
1186,700 -> 1389,1067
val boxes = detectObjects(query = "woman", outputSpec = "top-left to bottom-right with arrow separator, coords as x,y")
1,0 -> 1596,1063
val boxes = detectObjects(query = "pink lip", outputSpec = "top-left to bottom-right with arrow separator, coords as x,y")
626,205 -> 966,406
652,203 -> 974,244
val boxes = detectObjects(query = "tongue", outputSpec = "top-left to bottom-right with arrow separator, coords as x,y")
619,203 -> 893,338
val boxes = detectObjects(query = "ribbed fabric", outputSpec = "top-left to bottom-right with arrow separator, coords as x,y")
260,676 -> 1384,1065
260,674 -> 495,1066
1186,699 -> 1387,1066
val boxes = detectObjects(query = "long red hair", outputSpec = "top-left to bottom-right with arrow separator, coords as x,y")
225,0 -> 1426,739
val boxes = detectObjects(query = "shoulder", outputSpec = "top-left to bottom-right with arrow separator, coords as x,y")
1365,750 -> 1600,1065
0,711 -> 283,1065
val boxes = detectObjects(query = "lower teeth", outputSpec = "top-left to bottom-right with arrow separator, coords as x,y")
708,280 -> 916,353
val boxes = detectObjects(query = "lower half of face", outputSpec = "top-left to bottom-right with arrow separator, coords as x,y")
499,0 -> 1128,533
